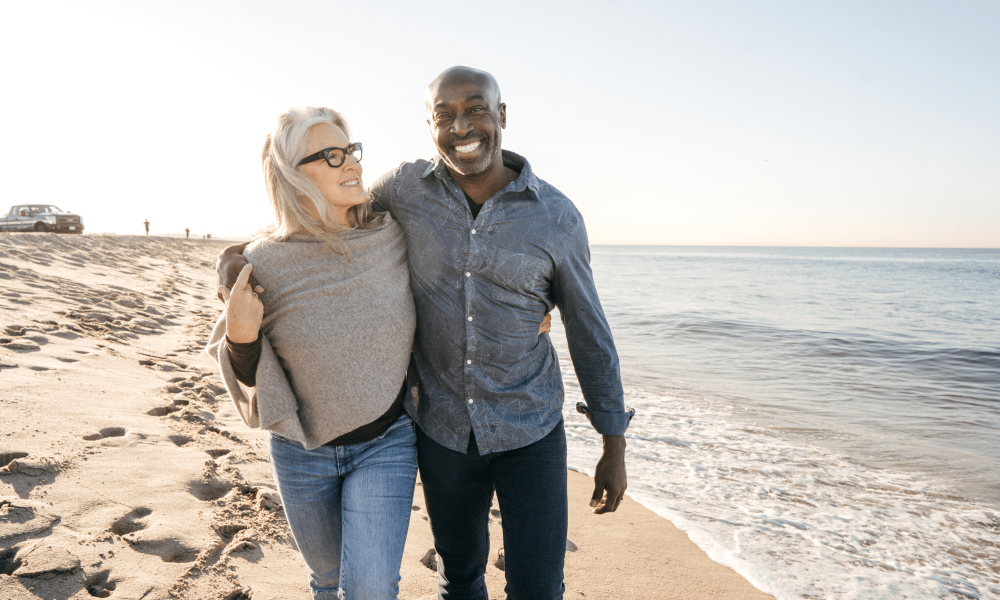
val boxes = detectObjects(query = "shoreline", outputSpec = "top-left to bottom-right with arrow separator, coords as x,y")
1,233 -> 772,599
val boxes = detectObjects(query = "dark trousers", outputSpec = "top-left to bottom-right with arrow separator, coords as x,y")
416,420 -> 568,600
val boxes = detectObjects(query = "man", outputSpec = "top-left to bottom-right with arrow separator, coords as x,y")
219,66 -> 633,599
143,219 -> 150,236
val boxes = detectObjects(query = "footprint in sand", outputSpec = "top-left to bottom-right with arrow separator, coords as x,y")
187,477 -> 234,502
127,533 -> 201,564
84,569 -> 118,598
0,498 -> 60,546
419,548 -> 439,571
168,435 -> 194,447
0,452 -> 29,468
109,507 -> 153,536
0,455 -> 58,477
2,325 -> 29,336
8,544 -> 80,578
0,547 -> 21,576
214,523 -> 247,541
1,338 -> 40,352
146,404 -> 180,417
82,427 -> 126,441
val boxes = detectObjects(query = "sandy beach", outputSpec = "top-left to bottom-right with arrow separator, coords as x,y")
0,233 -> 773,600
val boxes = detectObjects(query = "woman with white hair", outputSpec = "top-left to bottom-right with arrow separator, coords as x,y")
207,106 -> 416,600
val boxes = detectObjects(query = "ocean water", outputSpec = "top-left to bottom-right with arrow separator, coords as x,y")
550,246 -> 1000,600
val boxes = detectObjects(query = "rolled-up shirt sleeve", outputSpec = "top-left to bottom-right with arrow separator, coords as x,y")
553,219 -> 635,436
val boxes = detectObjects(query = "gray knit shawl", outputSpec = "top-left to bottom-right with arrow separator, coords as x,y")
207,214 -> 415,449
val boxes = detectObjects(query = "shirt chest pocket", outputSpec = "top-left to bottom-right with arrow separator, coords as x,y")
486,248 -> 552,299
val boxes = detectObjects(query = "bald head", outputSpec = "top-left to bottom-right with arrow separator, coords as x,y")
425,66 -> 502,113
424,66 -> 508,179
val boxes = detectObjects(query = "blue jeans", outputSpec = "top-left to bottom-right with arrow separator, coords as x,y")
268,413 -> 418,600
416,419 -> 568,600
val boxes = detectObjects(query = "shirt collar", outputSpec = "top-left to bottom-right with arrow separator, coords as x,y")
420,150 -> 542,200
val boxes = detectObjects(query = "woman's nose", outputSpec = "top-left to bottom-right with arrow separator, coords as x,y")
343,154 -> 362,175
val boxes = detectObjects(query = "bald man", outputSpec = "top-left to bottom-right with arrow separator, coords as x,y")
370,66 -> 633,600
218,66 -> 633,599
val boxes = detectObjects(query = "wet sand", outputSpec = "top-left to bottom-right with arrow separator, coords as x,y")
0,233 -> 772,599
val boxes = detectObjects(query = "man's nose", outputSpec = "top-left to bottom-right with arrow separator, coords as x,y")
450,113 -> 474,138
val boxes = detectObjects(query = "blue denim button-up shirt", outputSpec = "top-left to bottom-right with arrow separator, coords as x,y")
370,151 -> 634,453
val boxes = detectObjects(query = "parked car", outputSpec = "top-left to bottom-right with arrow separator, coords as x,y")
0,205 -> 85,233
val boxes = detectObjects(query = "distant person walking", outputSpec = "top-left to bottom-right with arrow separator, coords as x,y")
185,227 -> 190,239
143,219 -> 150,236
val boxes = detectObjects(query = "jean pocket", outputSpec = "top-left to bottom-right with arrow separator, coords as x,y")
376,413 -> 414,441
270,431 -> 292,442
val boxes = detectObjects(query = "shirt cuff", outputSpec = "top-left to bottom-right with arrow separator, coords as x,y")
576,403 -> 635,436
226,334 -> 261,387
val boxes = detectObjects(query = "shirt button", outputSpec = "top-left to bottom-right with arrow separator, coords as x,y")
466,359 -> 472,364
471,229 -> 477,234
465,272 -> 471,277
468,399 -> 474,404
468,316 -> 473,321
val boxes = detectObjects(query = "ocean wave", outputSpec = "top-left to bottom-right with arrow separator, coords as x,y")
562,383 -> 1000,600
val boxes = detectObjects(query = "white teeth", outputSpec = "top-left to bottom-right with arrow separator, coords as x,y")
341,180 -> 359,186
454,141 -> 482,154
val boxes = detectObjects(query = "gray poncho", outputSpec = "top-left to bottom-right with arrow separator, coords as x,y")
207,214 -> 415,449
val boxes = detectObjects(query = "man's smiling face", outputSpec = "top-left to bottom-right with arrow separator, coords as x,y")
426,68 -> 506,178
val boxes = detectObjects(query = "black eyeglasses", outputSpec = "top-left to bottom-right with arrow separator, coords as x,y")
298,143 -> 363,167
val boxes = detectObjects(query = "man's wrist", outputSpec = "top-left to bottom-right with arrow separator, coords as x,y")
602,434 -> 626,453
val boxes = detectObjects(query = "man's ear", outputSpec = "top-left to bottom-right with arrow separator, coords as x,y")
498,103 -> 507,129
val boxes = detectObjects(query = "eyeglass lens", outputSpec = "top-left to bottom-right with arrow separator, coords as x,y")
326,144 -> 362,166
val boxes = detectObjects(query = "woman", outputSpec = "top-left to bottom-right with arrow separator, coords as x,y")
207,106 -> 416,600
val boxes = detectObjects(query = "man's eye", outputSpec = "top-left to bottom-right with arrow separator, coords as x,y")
435,114 -> 453,122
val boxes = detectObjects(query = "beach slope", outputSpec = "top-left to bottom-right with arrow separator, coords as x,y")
0,233 -> 771,599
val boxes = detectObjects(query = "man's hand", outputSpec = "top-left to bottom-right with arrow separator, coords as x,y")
538,312 -> 551,335
216,241 -> 261,302
590,434 -> 627,514
219,264 -> 263,343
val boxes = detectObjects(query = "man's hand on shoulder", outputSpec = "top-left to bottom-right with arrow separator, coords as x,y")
216,241 -> 261,302
590,434 -> 627,514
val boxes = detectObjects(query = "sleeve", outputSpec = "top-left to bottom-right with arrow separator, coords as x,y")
552,217 -> 635,436
226,336 -> 261,387
204,313 -> 306,440
367,166 -> 399,214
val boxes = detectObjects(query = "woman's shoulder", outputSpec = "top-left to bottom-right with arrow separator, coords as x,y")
243,235 -> 322,263
244,213 -> 403,263
342,211 -> 403,243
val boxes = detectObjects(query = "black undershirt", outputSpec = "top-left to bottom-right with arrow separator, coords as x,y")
464,190 -> 483,219
461,157 -> 523,219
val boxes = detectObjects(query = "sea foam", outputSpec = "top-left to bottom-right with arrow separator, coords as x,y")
562,372 -> 1000,600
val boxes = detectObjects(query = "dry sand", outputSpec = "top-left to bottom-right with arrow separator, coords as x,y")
0,233 -> 772,600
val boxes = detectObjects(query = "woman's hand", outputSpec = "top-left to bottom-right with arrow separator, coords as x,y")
539,312 -> 551,335
219,264 -> 263,343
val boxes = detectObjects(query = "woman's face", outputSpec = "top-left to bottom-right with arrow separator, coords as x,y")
299,123 -> 366,225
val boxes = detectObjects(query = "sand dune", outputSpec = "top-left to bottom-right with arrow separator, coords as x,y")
0,232 -> 771,600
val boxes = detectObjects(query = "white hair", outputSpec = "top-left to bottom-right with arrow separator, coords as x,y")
258,106 -> 380,255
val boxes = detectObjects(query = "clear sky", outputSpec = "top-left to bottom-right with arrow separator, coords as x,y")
1,0 -> 997,247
